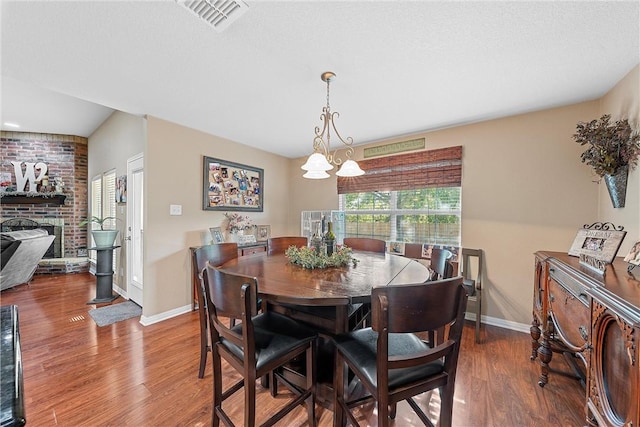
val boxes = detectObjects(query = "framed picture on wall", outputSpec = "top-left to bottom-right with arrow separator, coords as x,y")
202,156 -> 264,212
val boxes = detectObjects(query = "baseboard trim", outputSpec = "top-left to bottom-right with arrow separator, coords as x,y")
465,312 -> 531,334
140,304 -> 192,326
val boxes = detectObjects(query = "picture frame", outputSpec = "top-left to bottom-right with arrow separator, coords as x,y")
387,241 -> 405,255
116,175 -> 127,203
203,156 -> 263,212
624,240 -> 640,266
568,223 -> 627,264
256,225 -> 271,242
210,227 -> 225,244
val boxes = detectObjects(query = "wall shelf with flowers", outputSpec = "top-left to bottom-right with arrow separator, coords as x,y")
573,114 -> 640,208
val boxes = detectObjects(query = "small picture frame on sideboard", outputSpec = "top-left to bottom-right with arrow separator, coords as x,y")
624,240 -> 640,267
256,225 -> 270,241
210,227 -> 225,244
568,222 -> 626,264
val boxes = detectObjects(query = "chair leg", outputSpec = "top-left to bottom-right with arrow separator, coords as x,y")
244,372 -> 257,427
378,391 -> 389,427
212,346 -> 223,427
439,382 -> 455,427
198,321 -> 208,379
389,403 -> 397,419
334,351 -> 346,427
475,293 -> 481,343
269,371 -> 278,397
306,344 -> 317,427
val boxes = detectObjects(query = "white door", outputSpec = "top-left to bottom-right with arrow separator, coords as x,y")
126,153 -> 144,306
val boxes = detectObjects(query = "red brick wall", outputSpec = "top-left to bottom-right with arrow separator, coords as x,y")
1,131 -> 88,257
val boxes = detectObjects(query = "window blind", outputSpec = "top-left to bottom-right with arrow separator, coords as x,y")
337,146 -> 462,194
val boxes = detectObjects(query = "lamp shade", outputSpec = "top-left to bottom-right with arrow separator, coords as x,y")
301,152 -> 334,172
335,159 -> 365,177
303,169 -> 331,179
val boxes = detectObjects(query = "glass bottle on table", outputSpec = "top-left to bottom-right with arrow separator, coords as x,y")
310,220 -> 324,255
324,221 -> 336,256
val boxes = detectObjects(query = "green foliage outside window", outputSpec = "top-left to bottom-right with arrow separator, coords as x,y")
340,187 -> 461,246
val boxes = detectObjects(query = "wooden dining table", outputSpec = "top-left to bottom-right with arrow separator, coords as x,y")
219,250 -> 431,405
219,250 -> 431,334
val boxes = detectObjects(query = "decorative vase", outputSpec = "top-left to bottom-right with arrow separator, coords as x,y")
92,230 -> 119,248
604,165 -> 628,208
229,229 -> 244,243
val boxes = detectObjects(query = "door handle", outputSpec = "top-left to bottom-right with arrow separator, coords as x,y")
125,236 -> 132,241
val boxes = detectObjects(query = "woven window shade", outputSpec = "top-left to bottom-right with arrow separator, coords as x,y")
337,146 -> 462,194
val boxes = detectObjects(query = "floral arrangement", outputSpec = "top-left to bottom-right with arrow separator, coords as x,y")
573,114 -> 640,178
285,244 -> 359,269
224,212 -> 254,232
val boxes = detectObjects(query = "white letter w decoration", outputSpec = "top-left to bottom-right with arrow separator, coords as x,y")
11,161 -> 48,192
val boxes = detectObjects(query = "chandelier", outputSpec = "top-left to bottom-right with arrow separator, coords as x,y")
301,71 -> 365,179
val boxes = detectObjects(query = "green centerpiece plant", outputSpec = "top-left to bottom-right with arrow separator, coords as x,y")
285,244 -> 359,270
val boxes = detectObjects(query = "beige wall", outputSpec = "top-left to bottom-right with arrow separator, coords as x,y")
144,116 -> 292,318
597,65 -> 640,253
290,102 -> 605,326
88,110 -> 146,288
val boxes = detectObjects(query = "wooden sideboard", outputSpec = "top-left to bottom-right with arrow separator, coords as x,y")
531,251 -> 639,426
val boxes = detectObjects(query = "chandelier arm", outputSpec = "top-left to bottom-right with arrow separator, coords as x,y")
312,110 -> 331,156
328,112 -> 355,162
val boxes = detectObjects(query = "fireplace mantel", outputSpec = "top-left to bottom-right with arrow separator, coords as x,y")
0,194 -> 66,205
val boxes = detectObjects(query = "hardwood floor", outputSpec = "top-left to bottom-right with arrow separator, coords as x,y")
1,273 -> 586,426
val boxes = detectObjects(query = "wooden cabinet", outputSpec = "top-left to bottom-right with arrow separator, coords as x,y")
532,251 -> 639,426
238,243 -> 267,257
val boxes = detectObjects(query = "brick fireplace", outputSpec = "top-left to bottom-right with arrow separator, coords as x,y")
1,131 -> 89,273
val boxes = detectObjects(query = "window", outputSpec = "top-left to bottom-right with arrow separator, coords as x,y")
337,146 -> 462,246
88,170 -> 117,260
339,187 -> 461,245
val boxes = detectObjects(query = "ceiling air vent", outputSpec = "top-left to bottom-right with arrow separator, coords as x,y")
177,0 -> 249,33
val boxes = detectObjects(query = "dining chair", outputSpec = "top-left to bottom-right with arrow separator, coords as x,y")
333,277 -> 468,427
461,248 -> 483,343
192,243 -> 238,379
267,236 -> 308,255
343,237 -> 386,253
429,247 -> 454,280
203,265 -> 318,427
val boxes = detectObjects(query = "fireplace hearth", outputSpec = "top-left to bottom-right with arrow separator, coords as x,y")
1,217 -> 64,258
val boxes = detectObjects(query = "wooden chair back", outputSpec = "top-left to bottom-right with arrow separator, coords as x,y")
191,243 -> 239,377
194,243 -> 238,274
430,247 -> 454,279
267,236 -> 308,255
403,243 -> 424,259
371,277 -> 465,334
203,266 -> 259,348
343,237 -> 386,253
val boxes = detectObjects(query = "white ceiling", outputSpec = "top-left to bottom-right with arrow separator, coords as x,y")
1,1 -> 639,159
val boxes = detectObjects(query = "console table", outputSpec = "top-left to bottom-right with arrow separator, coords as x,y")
531,251 -> 639,426
87,245 -> 120,305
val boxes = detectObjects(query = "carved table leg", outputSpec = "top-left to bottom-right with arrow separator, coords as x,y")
530,314 -> 541,361
537,320 -> 552,387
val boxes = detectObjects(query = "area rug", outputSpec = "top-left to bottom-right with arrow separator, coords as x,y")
88,301 -> 142,327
